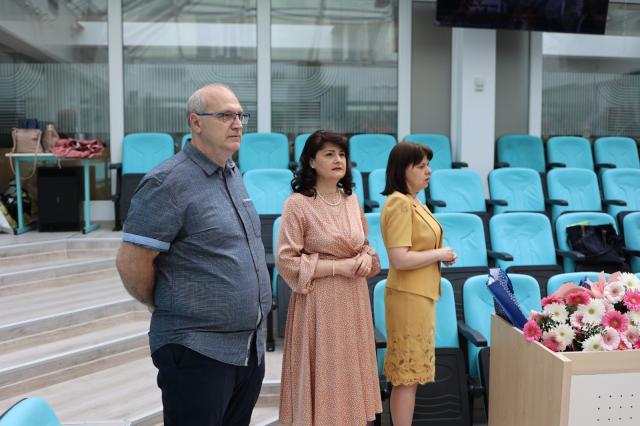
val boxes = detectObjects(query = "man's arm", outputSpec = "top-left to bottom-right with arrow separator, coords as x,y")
116,242 -> 159,308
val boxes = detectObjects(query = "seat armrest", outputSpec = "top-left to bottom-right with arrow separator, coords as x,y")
602,199 -> 626,206
546,198 -> 569,206
595,163 -> 616,171
452,161 -> 468,168
458,321 -> 488,347
546,162 -> 566,170
624,248 -> 640,257
487,250 -> 513,261
556,249 -> 586,261
375,328 -> 387,349
486,199 -> 508,207
364,200 -> 379,211
426,199 -> 446,208
494,161 -> 510,168
109,163 -> 122,170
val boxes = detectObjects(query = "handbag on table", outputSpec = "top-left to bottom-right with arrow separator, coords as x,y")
9,128 -> 43,179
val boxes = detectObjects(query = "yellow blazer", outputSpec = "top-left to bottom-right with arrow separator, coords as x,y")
381,191 -> 443,300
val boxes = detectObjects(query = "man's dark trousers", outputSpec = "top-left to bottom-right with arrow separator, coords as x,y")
152,341 -> 265,425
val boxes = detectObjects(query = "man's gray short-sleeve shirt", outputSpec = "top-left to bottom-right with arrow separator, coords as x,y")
123,142 -> 272,366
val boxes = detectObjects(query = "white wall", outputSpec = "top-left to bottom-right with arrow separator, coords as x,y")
451,28 -> 496,195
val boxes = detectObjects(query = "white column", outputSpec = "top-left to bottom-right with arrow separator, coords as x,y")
108,1 -> 124,173
528,32 -> 543,137
397,0 -> 412,140
256,0 -> 271,133
451,28 -> 496,195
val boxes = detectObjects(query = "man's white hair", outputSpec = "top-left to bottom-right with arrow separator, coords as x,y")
186,84 -> 233,125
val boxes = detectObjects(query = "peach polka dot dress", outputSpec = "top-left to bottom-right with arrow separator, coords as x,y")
276,192 -> 383,426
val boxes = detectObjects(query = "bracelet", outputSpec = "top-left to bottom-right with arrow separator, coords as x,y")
332,261 -> 335,277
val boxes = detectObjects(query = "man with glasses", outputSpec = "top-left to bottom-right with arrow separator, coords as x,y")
116,84 -> 271,425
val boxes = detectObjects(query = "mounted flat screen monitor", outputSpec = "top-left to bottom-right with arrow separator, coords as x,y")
436,0 -> 610,35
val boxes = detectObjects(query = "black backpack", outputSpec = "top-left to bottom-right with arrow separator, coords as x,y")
566,223 -> 629,273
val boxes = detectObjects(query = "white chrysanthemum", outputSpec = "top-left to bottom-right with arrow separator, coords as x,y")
626,311 -> 640,327
543,302 -> 568,323
582,334 -> 604,352
552,323 -> 575,349
618,273 -> 640,290
577,299 -> 605,325
604,282 -> 625,304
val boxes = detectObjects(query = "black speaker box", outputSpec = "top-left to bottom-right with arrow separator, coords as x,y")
37,167 -> 83,231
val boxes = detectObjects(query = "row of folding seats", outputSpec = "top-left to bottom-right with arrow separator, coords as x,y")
496,134 -> 640,172
181,132 -> 468,173
242,163 -> 640,230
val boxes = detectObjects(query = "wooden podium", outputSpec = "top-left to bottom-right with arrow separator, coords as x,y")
489,315 -> 640,426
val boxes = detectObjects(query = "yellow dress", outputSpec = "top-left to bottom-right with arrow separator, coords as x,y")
380,191 -> 443,386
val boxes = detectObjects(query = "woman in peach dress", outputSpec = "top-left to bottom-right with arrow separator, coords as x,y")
276,130 -> 383,425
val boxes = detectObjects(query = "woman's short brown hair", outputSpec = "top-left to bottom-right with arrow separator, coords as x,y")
381,142 -> 433,196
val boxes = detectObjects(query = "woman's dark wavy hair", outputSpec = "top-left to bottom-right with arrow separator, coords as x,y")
291,130 -> 354,197
382,142 -> 433,196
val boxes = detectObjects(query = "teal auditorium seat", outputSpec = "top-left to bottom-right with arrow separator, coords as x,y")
0,397 -> 61,426
404,134 -> 468,171
489,213 -> 562,296
365,213 -> 390,311
367,169 -> 386,213
367,168 -> 425,213
428,169 -> 488,213
594,137 -> 640,170
546,168 -> 602,221
243,169 -> 292,267
271,216 -> 291,339
112,132 -> 175,229
463,274 -> 541,377
547,272 -> 606,296
351,168 -> 365,209
488,168 -> 545,214
435,213 -> 492,320
239,132 -> 289,172
364,213 -> 389,270
546,136 -> 594,170
623,212 -> 640,273
181,133 -> 192,149
555,212 -> 619,273
601,169 -> 640,221
495,135 -> 546,173
374,278 -> 474,426
349,134 -> 396,173
293,133 -> 311,165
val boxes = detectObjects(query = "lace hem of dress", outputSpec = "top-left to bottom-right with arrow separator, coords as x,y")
383,331 -> 435,386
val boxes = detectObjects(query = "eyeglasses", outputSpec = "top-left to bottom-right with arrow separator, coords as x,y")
195,111 -> 250,125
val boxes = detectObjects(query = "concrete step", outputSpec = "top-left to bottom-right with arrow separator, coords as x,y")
0,248 -> 118,273
0,237 -> 120,258
0,344 -> 150,402
0,257 -> 116,287
0,356 -> 159,423
0,265 -> 122,299
0,277 -> 131,327
0,311 -> 149,368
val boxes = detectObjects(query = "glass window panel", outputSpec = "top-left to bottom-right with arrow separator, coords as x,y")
271,0 -> 398,140
0,0 -> 110,200
542,4 -> 640,140
123,0 -> 258,146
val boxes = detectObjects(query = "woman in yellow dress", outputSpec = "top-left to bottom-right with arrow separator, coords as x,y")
380,141 -> 457,426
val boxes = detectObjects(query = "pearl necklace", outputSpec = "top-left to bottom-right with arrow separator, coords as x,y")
316,190 -> 342,206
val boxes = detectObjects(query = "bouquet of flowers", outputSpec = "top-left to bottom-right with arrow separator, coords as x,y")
523,272 -> 640,352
